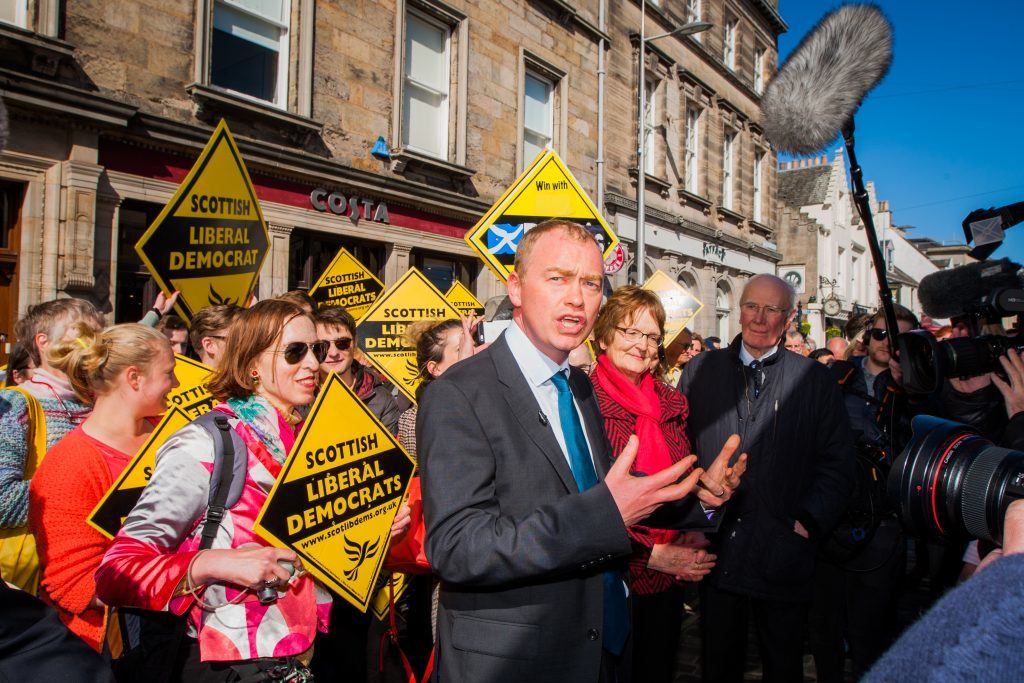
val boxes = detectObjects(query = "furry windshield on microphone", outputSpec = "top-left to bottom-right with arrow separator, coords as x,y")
762,4 -> 893,155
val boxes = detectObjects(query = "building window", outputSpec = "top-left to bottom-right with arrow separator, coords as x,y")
752,151 -> 763,223
402,9 -> 451,159
723,19 -> 736,71
644,79 -> 657,175
754,48 -> 765,94
687,0 -> 701,41
523,70 -> 553,166
210,0 -> 291,107
716,283 -> 730,340
685,108 -> 700,194
722,131 -> 735,210
0,0 -> 27,28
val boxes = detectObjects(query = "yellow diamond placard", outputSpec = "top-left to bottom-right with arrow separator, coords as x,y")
642,270 -> 704,347
465,149 -> 619,282
135,119 -> 269,323
254,373 -> 416,611
444,280 -> 485,317
166,354 -> 218,418
88,407 -> 192,539
356,268 -> 462,403
309,248 -> 385,321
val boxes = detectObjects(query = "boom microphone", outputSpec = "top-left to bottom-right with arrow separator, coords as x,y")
917,258 -> 1023,319
762,4 -> 893,155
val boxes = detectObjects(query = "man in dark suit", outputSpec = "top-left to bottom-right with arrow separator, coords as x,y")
419,220 -> 703,682
679,274 -> 854,683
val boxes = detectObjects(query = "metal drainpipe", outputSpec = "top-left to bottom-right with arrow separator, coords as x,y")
596,0 -> 606,212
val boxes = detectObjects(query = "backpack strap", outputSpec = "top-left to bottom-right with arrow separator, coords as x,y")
199,414 -> 236,551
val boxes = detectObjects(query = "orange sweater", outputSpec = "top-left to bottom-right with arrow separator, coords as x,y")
28,427 -> 132,651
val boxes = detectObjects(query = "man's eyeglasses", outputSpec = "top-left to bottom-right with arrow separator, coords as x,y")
866,328 -> 889,342
277,341 -> 329,365
327,337 -> 354,352
615,327 -> 663,347
740,302 -> 788,318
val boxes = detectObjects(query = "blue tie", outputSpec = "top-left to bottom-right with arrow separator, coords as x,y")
550,370 -> 629,655
750,359 -> 764,398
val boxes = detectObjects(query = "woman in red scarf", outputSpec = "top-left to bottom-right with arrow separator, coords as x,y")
591,286 -> 746,683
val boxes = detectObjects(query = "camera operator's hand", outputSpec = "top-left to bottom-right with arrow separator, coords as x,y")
950,374 -> 992,394
977,499 -> 1024,572
888,358 -> 904,387
991,348 -> 1024,419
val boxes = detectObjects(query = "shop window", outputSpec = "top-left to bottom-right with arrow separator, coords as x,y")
288,229 -> 385,293
0,181 -> 24,365
115,201 -> 163,324
412,250 -> 476,296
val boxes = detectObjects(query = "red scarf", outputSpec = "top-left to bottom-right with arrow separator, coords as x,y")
594,355 -> 673,476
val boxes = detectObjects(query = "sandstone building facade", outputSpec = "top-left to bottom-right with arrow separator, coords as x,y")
0,0 -> 784,356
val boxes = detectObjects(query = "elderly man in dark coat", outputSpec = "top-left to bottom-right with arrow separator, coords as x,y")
679,274 -> 854,683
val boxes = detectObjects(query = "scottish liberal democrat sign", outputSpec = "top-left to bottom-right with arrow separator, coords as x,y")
135,119 -> 269,322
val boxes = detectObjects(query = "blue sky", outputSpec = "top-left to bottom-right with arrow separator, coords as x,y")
777,1 -> 1024,263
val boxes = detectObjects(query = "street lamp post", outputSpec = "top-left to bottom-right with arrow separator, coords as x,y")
635,5 -> 712,282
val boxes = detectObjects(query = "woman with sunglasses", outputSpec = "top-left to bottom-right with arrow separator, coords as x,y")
591,286 -> 746,683
315,305 -> 401,434
96,300 -> 331,680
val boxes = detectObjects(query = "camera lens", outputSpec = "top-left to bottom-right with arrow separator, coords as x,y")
898,331 -> 1024,395
888,416 -> 1024,544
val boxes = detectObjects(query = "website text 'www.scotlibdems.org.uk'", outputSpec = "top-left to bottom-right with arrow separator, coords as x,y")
299,499 -> 399,549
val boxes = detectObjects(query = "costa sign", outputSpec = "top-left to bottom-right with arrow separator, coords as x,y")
310,189 -> 390,224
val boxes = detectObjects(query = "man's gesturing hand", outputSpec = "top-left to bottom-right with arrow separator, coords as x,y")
696,434 -> 747,508
605,435 -> 703,527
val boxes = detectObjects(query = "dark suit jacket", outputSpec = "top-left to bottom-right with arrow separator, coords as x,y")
679,335 -> 855,601
419,335 -> 632,683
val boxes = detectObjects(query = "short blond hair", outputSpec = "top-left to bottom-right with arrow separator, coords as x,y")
16,298 -> 104,365
513,219 -> 598,275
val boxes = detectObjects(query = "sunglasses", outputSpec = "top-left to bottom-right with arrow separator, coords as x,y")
327,337 -> 354,352
279,341 -> 329,365
865,328 -> 889,342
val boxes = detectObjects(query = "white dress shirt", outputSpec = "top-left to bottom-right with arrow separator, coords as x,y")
503,321 -> 598,471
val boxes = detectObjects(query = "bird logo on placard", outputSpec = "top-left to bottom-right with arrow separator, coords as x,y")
208,284 -> 236,306
343,534 -> 381,581
403,357 -> 420,387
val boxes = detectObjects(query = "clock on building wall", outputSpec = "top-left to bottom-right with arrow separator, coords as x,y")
823,297 -> 842,316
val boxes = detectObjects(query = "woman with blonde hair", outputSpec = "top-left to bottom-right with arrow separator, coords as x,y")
29,322 -> 177,651
96,300 -> 330,680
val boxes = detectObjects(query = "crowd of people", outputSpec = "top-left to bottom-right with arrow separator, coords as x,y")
2,219 -> 1024,683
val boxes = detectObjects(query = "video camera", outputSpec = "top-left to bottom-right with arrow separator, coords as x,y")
897,257 -> 1024,395
885,205 -> 1024,547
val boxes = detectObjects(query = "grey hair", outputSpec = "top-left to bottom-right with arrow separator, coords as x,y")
742,274 -> 798,313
